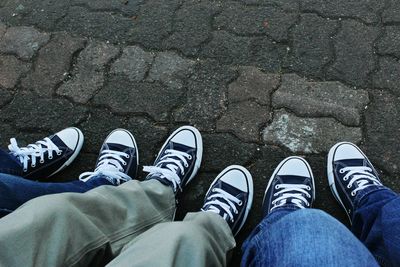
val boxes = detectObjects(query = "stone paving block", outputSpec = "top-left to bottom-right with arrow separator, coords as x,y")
327,20 -> 379,87
263,110 -> 362,153
70,0 -> 144,16
287,14 -> 337,78
21,32 -> 85,96
0,89 -> 13,107
148,52 -> 195,89
377,26 -> 400,58
164,2 -> 219,56
383,0 -> 400,23
240,0 -> 300,11
228,67 -> 280,104
94,75 -> 184,121
57,7 -> 134,43
300,0 -> 384,24
0,91 -> 87,130
57,42 -> 119,103
272,74 -> 369,126
111,46 -> 153,82
215,3 -> 298,41
217,100 -> 268,142
202,133 -> 257,171
0,55 -> 31,89
373,57 -> 400,96
174,61 -> 237,130
363,90 -> 400,175
0,23 -> 6,39
0,26 -> 49,60
128,0 -> 181,49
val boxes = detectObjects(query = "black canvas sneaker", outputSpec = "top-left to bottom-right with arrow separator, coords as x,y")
8,127 -> 84,179
201,165 -> 253,236
143,126 -> 202,194
263,156 -> 315,216
79,129 -> 138,185
327,142 -> 383,222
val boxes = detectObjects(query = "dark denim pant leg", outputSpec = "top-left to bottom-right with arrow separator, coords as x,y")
0,149 -> 24,176
352,186 -> 400,266
241,207 -> 378,267
0,173 -> 113,217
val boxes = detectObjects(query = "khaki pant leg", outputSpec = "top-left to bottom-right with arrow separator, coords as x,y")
107,211 -> 236,267
0,180 -> 175,267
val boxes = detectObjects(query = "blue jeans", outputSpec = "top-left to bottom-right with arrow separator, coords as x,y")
0,149 -> 112,217
242,187 -> 400,267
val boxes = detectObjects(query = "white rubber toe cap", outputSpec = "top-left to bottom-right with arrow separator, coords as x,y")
56,127 -> 83,150
170,126 -> 200,148
105,129 -> 135,148
332,142 -> 364,161
277,157 -> 311,177
220,166 -> 251,192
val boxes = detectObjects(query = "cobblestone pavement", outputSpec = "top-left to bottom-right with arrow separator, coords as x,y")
1,0 -> 400,265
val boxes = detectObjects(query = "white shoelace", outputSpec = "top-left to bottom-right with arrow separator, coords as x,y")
143,149 -> 191,192
340,166 -> 382,197
8,137 -> 63,171
202,188 -> 242,223
79,150 -> 131,185
271,184 -> 311,211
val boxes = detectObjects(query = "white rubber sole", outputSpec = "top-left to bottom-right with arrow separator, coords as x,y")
327,141 -> 367,223
205,165 -> 254,236
49,127 -> 84,177
155,126 -> 203,186
263,156 -> 316,207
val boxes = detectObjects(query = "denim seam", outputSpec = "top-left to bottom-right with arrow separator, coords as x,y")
354,187 -> 388,210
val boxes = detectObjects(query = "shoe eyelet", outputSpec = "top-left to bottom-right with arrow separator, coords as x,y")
347,184 -> 351,189
126,155 -> 130,158
275,185 -> 279,189
188,155 -> 192,160
48,156 -> 53,160
238,201 -> 243,206
339,169 -> 345,174
351,191 -> 356,197
306,186 -> 311,190
184,163 -> 189,168
31,164 -> 36,168
123,162 -> 127,166
343,177 -> 348,181
56,151 -> 62,156
40,159 -> 44,164
23,168 -> 27,172
234,210 -> 238,214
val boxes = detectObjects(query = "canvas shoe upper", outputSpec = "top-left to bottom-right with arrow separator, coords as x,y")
327,142 -> 383,222
263,157 -> 315,216
143,126 -> 202,195
79,129 -> 138,185
8,127 -> 84,179
201,165 -> 253,236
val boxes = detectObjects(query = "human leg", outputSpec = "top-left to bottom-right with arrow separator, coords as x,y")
107,165 -> 253,267
241,156 -> 378,267
328,142 -> 400,266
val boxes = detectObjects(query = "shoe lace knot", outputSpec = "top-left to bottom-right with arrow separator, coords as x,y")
8,137 -> 62,171
143,149 -> 191,192
271,184 -> 311,211
340,166 -> 382,197
202,188 -> 242,223
79,149 -> 131,185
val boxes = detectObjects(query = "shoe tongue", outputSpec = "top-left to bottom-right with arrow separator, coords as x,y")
104,143 -> 128,152
277,175 -> 308,184
336,158 -> 366,167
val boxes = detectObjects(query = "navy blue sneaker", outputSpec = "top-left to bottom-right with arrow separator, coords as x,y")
327,142 -> 383,222
143,126 -> 202,194
263,157 -> 315,216
79,129 -> 139,185
8,127 -> 84,179
201,165 -> 253,236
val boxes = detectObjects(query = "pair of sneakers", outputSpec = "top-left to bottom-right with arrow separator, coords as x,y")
7,126 -> 254,236
263,142 -> 383,222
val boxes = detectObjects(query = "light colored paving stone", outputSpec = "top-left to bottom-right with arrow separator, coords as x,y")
228,66 -> 280,104
272,74 -> 369,126
148,51 -> 195,89
57,42 -> 119,103
0,55 -> 31,89
0,26 -> 49,59
110,46 -> 153,81
263,109 -> 362,153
